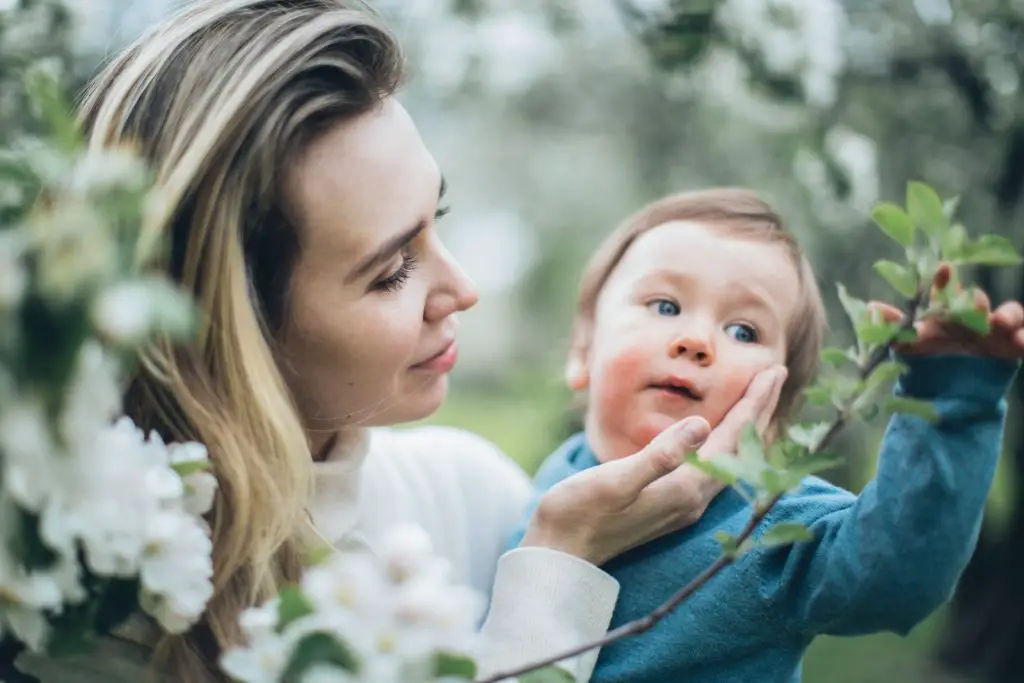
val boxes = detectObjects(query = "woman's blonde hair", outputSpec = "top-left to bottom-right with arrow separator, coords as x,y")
77,1 -> 404,679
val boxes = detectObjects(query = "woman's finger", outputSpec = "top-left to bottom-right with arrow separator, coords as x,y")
698,366 -> 785,461
617,416 -> 711,496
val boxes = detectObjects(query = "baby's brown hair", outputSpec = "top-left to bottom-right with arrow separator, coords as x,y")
569,188 -> 828,427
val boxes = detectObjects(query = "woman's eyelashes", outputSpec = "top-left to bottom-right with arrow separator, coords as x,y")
373,252 -> 419,293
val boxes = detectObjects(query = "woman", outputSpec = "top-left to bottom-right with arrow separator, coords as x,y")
16,1 -> 785,681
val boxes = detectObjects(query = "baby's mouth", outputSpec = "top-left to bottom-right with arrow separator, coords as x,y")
649,380 -> 704,401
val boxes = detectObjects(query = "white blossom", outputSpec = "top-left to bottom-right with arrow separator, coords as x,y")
168,441 -> 217,517
717,0 -> 847,108
91,282 -> 156,345
67,146 -> 150,195
825,126 -> 880,214
139,509 -> 215,633
222,525 -> 485,683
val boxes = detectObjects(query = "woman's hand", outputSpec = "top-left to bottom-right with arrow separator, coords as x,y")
519,365 -> 788,566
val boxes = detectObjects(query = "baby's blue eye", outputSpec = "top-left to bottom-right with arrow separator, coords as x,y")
725,323 -> 758,343
649,299 -> 680,317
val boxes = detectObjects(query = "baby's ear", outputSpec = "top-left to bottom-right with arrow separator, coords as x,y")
564,346 -> 590,392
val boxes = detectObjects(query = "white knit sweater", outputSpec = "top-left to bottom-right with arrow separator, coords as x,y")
15,426 -> 619,682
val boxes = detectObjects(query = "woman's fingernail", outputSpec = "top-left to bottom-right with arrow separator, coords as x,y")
677,418 -> 710,447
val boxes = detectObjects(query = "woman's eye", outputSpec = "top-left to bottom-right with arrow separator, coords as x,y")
373,253 -> 419,293
725,323 -> 759,344
648,299 -> 680,317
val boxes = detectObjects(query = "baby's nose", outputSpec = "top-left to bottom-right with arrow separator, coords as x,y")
669,334 -> 714,366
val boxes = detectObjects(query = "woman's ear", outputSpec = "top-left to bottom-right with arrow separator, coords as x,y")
564,347 -> 590,392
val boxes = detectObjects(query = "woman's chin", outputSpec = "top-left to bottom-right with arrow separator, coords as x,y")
369,375 -> 450,426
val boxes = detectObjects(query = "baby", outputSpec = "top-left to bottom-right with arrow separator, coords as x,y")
510,188 -> 1021,683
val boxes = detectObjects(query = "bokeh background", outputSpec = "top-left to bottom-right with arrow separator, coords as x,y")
3,1 -> 1022,681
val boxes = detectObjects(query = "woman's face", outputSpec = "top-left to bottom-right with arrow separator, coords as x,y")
281,98 -> 477,443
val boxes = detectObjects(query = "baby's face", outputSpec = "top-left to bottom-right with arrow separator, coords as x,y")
578,221 -> 800,462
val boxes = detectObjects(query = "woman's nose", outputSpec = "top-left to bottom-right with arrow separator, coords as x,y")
424,244 -> 478,324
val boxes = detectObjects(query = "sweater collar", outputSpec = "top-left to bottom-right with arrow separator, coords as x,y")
309,427 -> 371,550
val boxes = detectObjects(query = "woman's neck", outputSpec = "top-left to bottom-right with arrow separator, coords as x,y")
311,426 -> 368,464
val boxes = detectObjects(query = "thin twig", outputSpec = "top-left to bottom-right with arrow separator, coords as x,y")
478,295 -> 922,683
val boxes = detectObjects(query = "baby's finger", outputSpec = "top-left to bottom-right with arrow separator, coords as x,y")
991,301 -> 1024,332
700,367 -> 784,460
755,366 -> 788,434
867,301 -> 904,324
972,287 -> 992,314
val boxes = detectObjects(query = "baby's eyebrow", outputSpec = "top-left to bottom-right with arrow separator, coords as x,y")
727,284 -> 783,321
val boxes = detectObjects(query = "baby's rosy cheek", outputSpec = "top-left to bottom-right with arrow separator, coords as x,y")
592,347 -> 649,413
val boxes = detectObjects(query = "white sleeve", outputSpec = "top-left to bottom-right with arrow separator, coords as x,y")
475,547 -> 620,682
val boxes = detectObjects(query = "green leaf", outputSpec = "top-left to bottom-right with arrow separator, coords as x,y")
786,422 -> 830,450
803,386 -> 832,406
862,360 -> 907,395
820,346 -> 855,367
883,397 -> 940,423
939,223 -> 967,261
856,321 -> 903,346
760,523 -> 814,547
170,459 -> 211,477
767,439 -> 807,469
687,451 -> 764,487
942,195 -> 961,221
836,282 -> 868,329
961,234 -> 1023,267
906,181 -> 947,238
789,451 -> 844,477
303,543 -> 335,568
873,259 -> 918,299
871,202 -> 916,247
434,652 -> 478,680
520,666 -> 577,683
948,308 -> 990,335
686,452 -> 737,486
276,586 -> 315,633
857,402 -> 882,422
894,328 -> 919,344
761,468 -> 804,497
282,632 -> 359,683
737,423 -> 766,467
714,531 -> 740,557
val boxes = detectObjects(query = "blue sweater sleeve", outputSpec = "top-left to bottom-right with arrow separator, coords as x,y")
756,354 -> 1018,639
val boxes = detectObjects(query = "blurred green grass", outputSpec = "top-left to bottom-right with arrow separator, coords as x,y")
414,372 -> 1004,683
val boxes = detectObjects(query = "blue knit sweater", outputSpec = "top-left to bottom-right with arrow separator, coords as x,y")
511,355 -> 1019,683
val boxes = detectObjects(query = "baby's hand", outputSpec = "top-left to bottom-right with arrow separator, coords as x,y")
869,263 -> 1024,361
